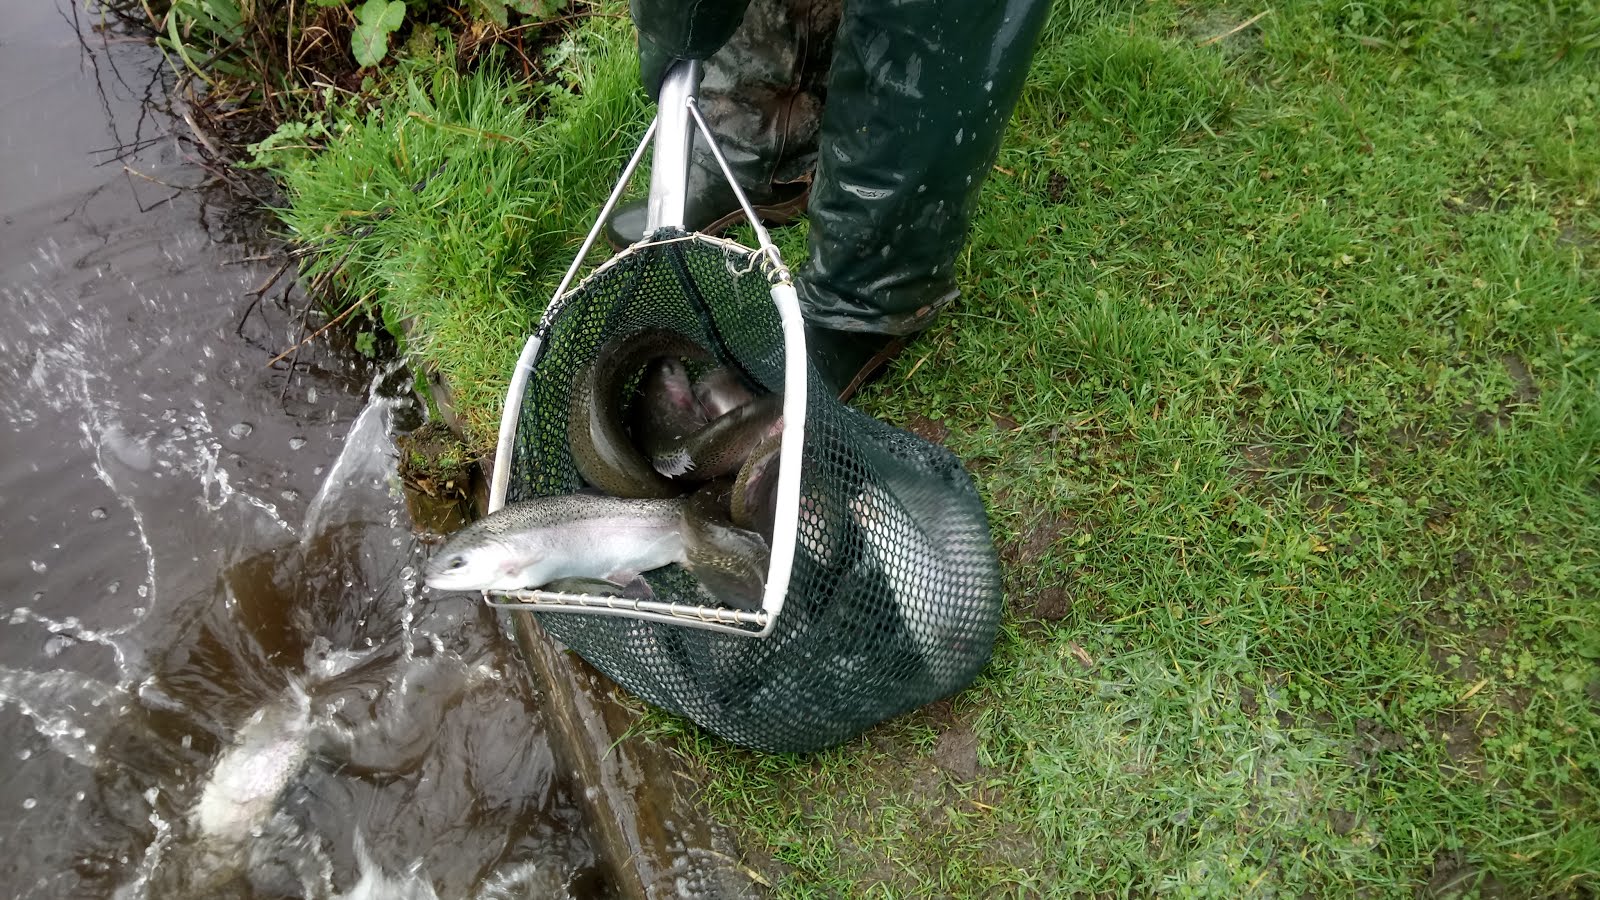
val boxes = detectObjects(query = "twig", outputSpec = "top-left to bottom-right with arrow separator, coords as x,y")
1329,86 -> 1375,155
267,292 -> 370,368
181,109 -> 221,158
122,164 -> 184,189
237,258 -> 294,337
278,299 -> 314,401
1197,9 -> 1271,47
406,111 -> 531,147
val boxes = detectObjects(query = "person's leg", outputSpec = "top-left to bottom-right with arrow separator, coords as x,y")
799,0 -> 1053,397
608,0 -> 841,248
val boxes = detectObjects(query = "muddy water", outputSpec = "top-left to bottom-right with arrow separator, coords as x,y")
0,5 -> 598,898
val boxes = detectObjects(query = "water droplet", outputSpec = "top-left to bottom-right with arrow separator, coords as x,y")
31,592 -> 43,603
29,560 -> 46,574
90,507 -> 107,520
21,798 -> 36,810
229,422 -> 254,439
289,437 -> 307,450
306,387 -> 319,404
17,748 -> 31,761
107,581 -> 121,595
137,585 -> 149,598
74,791 -> 85,803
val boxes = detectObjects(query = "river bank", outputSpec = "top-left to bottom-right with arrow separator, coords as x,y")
154,0 -> 1598,895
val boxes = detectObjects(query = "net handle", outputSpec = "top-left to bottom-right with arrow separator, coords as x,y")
487,61 -> 808,639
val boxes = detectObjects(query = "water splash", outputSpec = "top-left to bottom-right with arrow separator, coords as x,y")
336,829 -> 441,900
110,792 -> 174,900
0,665 -> 124,768
300,361 -> 411,546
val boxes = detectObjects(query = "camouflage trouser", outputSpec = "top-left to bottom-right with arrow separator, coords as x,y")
636,0 -> 1053,336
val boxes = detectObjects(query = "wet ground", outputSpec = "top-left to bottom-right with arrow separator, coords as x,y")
0,4 -> 598,897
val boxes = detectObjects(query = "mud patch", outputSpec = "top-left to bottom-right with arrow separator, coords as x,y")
1000,505 -> 1080,627
1045,171 -> 1070,204
1001,510 -> 1078,567
1348,717 -> 1407,772
1233,440 -> 1309,482
932,725 -> 983,782
397,422 -> 475,500
1422,617 -> 1509,686
904,413 -> 950,446
1019,586 -> 1072,624
1419,851 -> 1509,899
397,422 -> 476,536
1426,712 -> 1490,780
1326,807 -> 1359,836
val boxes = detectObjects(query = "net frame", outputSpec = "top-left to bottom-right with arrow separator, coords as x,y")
483,63 -> 808,638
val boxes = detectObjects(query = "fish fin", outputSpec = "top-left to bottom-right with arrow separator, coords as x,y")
652,448 -> 696,478
601,574 -> 655,600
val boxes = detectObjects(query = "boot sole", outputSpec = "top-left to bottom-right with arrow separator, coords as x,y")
701,185 -> 811,238
835,336 -> 910,404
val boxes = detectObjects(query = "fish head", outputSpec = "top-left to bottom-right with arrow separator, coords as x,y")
423,538 -> 538,592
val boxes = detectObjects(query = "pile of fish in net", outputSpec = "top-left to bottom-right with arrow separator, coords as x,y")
425,326 -> 780,612
439,231 -> 1005,753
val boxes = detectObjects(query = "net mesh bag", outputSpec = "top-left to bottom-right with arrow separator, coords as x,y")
500,228 -> 1003,754
502,224 -> 998,749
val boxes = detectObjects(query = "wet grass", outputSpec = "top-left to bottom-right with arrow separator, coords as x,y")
265,21 -> 646,443
644,0 -> 1600,895
265,0 -> 1599,893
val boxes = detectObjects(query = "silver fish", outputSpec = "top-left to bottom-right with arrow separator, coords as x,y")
692,366 -> 756,418
422,494 -> 689,593
651,392 -> 783,480
850,479 -> 996,691
191,680 -> 316,844
681,483 -> 771,611
629,356 -> 708,466
568,329 -> 711,499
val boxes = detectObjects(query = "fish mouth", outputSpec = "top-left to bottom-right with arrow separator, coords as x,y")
422,569 -> 487,591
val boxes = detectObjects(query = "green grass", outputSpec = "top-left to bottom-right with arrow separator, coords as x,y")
266,21 -> 648,444
273,0 -> 1598,894
653,0 -> 1600,895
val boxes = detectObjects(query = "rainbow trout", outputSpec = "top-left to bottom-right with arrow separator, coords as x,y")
651,392 -> 784,481
423,494 -> 689,593
692,366 -> 756,418
423,493 -> 771,604
682,482 -> 771,611
730,431 -> 782,543
568,329 -> 710,499
628,356 -> 708,469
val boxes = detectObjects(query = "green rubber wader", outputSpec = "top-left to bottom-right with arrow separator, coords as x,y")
631,0 -> 1052,334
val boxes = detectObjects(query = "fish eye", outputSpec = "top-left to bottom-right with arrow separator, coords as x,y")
447,555 -> 467,570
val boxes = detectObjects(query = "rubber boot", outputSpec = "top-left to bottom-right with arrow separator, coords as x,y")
798,0 -> 1053,395
610,0 -> 840,249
